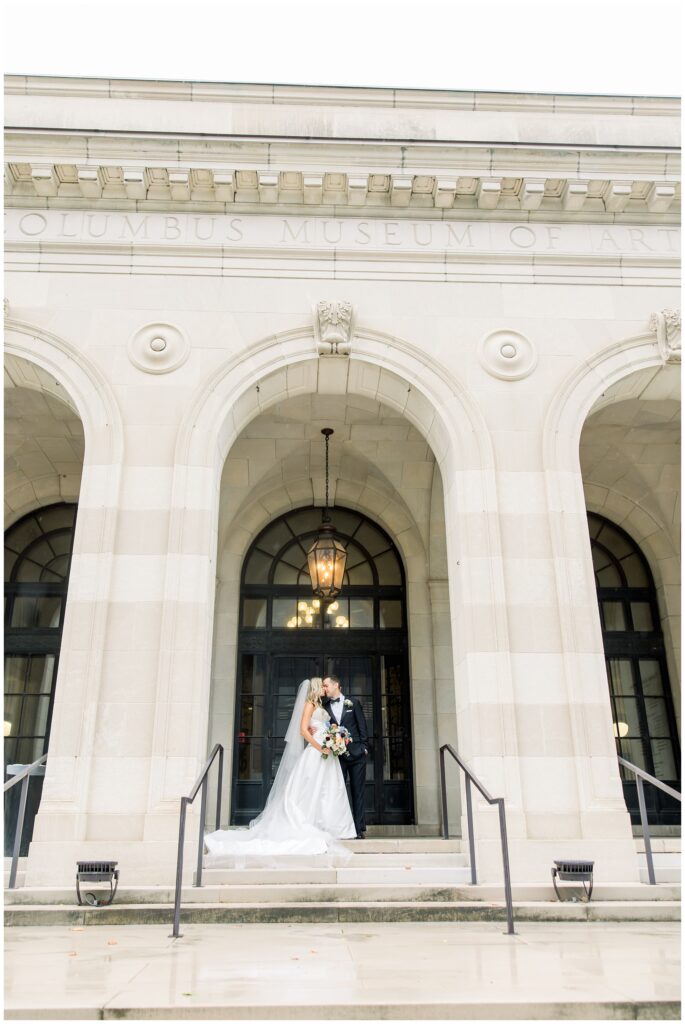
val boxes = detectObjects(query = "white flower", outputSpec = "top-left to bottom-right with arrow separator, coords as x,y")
344,699 -> 353,708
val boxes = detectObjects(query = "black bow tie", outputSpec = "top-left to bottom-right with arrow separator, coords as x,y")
332,697 -> 342,703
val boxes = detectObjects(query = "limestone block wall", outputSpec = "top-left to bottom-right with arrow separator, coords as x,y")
4,268 -> 680,885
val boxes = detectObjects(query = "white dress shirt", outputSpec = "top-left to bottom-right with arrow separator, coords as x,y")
329,693 -> 345,724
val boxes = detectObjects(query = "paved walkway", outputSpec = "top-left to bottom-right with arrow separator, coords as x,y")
4,921 -> 681,1019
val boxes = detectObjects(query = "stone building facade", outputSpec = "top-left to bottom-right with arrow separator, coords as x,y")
4,77 -> 680,886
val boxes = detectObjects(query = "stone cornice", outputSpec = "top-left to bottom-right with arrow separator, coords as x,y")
5,76 -> 680,117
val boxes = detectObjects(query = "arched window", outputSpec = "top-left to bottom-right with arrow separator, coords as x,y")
235,505 -> 412,826
4,503 -> 77,854
241,505 -> 404,631
589,512 -> 680,824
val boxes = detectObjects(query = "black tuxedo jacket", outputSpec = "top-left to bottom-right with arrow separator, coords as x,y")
323,695 -> 369,761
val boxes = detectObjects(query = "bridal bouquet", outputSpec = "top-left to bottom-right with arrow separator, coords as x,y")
321,723 -> 351,759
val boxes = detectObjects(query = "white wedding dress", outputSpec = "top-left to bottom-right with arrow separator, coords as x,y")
205,684 -> 357,861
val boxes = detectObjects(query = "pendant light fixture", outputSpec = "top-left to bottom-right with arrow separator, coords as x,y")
307,428 -> 347,599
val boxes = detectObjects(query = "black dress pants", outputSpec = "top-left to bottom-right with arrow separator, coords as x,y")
340,754 -> 367,835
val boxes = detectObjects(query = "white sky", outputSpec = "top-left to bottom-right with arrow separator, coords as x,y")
3,0 -> 682,96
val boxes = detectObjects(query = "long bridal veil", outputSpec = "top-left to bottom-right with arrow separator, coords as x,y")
245,677 -> 309,832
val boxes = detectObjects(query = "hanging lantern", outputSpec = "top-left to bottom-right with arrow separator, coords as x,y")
307,428 -> 347,599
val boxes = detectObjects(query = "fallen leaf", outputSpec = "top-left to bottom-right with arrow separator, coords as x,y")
107,940 -> 118,946
70,927 -> 84,933
309,949 -> 318,954
182,993 -> 193,997
290,956 -> 299,960
67,951 -> 77,957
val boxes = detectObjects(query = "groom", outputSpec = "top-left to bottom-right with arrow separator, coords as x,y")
322,675 -> 369,839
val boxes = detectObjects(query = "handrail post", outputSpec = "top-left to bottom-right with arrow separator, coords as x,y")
170,797 -> 188,938
497,799 -> 515,935
8,773 -> 30,890
196,776 -> 208,889
215,746 -> 224,831
464,775 -> 477,885
636,775 -> 656,885
439,746 -> 449,839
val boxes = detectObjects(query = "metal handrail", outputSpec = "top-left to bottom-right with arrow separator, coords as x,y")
3,754 -> 48,889
618,755 -> 682,886
170,743 -> 224,938
439,743 -> 515,934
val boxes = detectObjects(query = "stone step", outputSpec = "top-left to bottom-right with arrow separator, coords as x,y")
7,1000 -> 677,1021
634,837 -> 681,853
202,866 -> 471,884
5,899 -> 680,927
337,838 -> 463,853
633,837 -> 681,883
203,852 -> 468,870
5,881 -> 679,906
3,872 -> 26,888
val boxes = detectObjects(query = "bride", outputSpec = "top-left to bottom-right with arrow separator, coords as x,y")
205,678 -> 357,859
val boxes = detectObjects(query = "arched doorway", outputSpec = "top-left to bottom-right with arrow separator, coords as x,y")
4,503 -> 77,854
589,512 -> 680,825
232,505 -> 413,826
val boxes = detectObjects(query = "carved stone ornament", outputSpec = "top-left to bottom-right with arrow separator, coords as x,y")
3,298 -> 9,317
315,300 -> 353,355
127,321 -> 190,374
649,308 -> 681,364
477,328 -> 538,381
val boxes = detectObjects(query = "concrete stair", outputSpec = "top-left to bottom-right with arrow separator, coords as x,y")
634,836 -> 681,883
3,856 -> 27,889
4,838 -> 680,926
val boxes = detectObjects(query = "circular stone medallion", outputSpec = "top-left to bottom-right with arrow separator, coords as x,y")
477,329 -> 537,381
128,322 -> 190,374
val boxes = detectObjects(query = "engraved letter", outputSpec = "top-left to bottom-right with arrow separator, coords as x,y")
628,228 -> 653,252
19,213 -> 47,237
322,221 -> 343,244
58,213 -> 78,238
546,227 -> 562,250
446,224 -> 473,248
510,226 -> 536,249
119,216 -> 149,240
193,217 -> 215,241
656,229 -> 678,252
412,223 -> 433,247
281,220 -> 310,243
384,222 -> 401,246
596,230 -> 619,250
164,216 -> 182,240
86,214 -> 109,238
226,218 -> 243,241
355,221 -> 371,245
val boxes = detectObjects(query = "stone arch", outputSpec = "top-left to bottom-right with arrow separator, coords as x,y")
176,327 -> 492,475
540,328 -> 677,822
543,331 -> 664,474
4,320 -> 124,466
150,325 -> 518,823
4,320 -> 125,850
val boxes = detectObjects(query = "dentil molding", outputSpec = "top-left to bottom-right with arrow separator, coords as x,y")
127,322 -> 190,374
4,163 -> 679,217
315,301 -> 353,356
477,329 -> 538,381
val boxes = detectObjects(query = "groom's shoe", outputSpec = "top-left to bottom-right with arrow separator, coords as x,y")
356,832 -> 366,839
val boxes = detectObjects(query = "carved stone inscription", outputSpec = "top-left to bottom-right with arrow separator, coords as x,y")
5,210 -> 680,257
